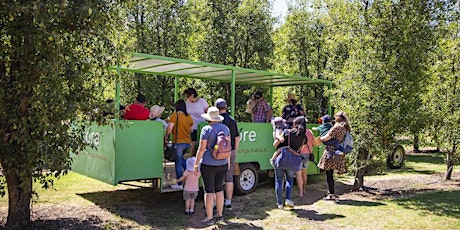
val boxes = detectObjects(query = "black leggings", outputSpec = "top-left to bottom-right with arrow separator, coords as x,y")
325,169 -> 335,194
200,164 -> 227,193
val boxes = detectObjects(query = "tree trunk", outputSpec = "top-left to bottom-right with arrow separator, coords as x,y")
413,134 -> 419,152
353,148 -> 370,191
3,164 -> 32,228
445,151 -> 454,180
353,166 -> 366,191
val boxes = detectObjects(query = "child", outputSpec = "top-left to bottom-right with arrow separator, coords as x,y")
176,156 -> 201,215
315,115 -> 342,159
271,117 -> 287,148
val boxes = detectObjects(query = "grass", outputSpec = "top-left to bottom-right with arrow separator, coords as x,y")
0,152 -> 459,229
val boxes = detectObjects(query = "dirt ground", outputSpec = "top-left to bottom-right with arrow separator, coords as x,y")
1,168 -> 459,229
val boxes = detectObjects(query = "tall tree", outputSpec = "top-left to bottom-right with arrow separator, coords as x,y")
122,0 -> 190,109
323,0 -> 438,189
186,0 -> 275,120
425,0 -> 459,179
0,1 -> 124,227
271,0 -> 328,121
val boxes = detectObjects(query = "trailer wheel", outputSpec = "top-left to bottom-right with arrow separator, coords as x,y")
235,163 -> 258,195
387,144 -> 405,169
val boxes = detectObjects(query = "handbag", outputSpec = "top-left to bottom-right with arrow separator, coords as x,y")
164,113 -> 178,162
274,133 -> 305,171
164,143 -> 176,162
274,147 -> 304,171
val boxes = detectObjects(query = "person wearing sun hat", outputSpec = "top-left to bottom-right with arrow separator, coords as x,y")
194,106 -> 230,225
149,105 -> 168,129
215,98 -> 240,211
282,93 -> 305,128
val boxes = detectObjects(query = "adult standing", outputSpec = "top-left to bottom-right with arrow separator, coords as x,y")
317,111 -> 350,201
251,91 -> 273,123
282,93 -> 305,128
296,127 -> 315,197
215,98 -> 240,210
184,88 -> 209,156
194,107 -> 230,225
270,116 -> 308,209
124,94 -> 149,120
165,99 -> 193,190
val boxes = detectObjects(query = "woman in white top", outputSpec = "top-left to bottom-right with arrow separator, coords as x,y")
183,88 -> 209,156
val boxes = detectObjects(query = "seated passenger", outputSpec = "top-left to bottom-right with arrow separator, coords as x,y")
124,94 -> 149,120
149,105 -> 168,129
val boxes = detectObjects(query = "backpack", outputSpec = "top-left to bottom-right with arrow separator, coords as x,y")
339,132 -> 354,154
210,128 -> 232,160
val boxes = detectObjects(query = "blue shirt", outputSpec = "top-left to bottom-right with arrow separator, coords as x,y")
200,123 -> 230,166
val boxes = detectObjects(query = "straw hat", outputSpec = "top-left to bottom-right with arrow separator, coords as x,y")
285,93 -> 298,102
201,106 -> 224,122
149,105 -> 165,119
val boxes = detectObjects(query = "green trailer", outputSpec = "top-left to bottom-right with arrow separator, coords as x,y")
71,53 -> 332,194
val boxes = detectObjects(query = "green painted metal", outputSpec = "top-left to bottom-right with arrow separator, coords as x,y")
231,69 -> 236,117
234,123 -> 322,174
71,123 -> 116,185
71,120 -> 165,186
115,53 -> 332,87
73,53 -> 331,190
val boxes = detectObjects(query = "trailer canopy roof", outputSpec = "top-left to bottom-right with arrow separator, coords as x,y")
117,53 -> 332,87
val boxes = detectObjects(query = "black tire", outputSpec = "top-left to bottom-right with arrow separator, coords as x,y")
387,144 -> 405,169
234,163 -> 258,195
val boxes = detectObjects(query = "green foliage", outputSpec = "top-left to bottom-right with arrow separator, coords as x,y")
183,0 -> 276,121
424,1 -> 460,158
320,0 -> 440,173
271,1 -> 329,121
0,0 -> 126,223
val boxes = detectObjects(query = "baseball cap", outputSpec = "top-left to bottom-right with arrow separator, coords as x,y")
215,98 -> 227,109
321,115 -> 331,123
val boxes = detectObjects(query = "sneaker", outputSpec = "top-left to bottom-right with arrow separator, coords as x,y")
189,210 -> 195,215
277,204 -> 284,209
323,194 -> 336,201
201,218 -> 215,226
215,216 -> 225,223
170,184 -> 183,190
224,204 -> 232,210
285,199 -> 295,207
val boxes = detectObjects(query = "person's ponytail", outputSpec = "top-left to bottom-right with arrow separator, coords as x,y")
292,116 -> 307,136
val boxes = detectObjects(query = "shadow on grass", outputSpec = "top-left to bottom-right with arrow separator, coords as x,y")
4,218 -> 105,230
364,153 -> 446,176
78,186 -> 265,229
335,199 -> 385,206
394,190 -> 460,219
405,153 -> 445,165
291,209 -> 345,221
79,187 -> 188,228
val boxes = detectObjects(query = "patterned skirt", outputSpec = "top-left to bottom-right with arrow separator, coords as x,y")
317,150 -> 346,174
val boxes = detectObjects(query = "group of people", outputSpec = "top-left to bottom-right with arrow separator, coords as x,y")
159,88 -> 239,225
268,93 -> 350,209
122,89 -> 350,225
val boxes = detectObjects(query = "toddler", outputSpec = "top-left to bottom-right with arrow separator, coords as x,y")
271,117 -> 287,148
176,156 -> 201,215
315,115 -> 343,159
